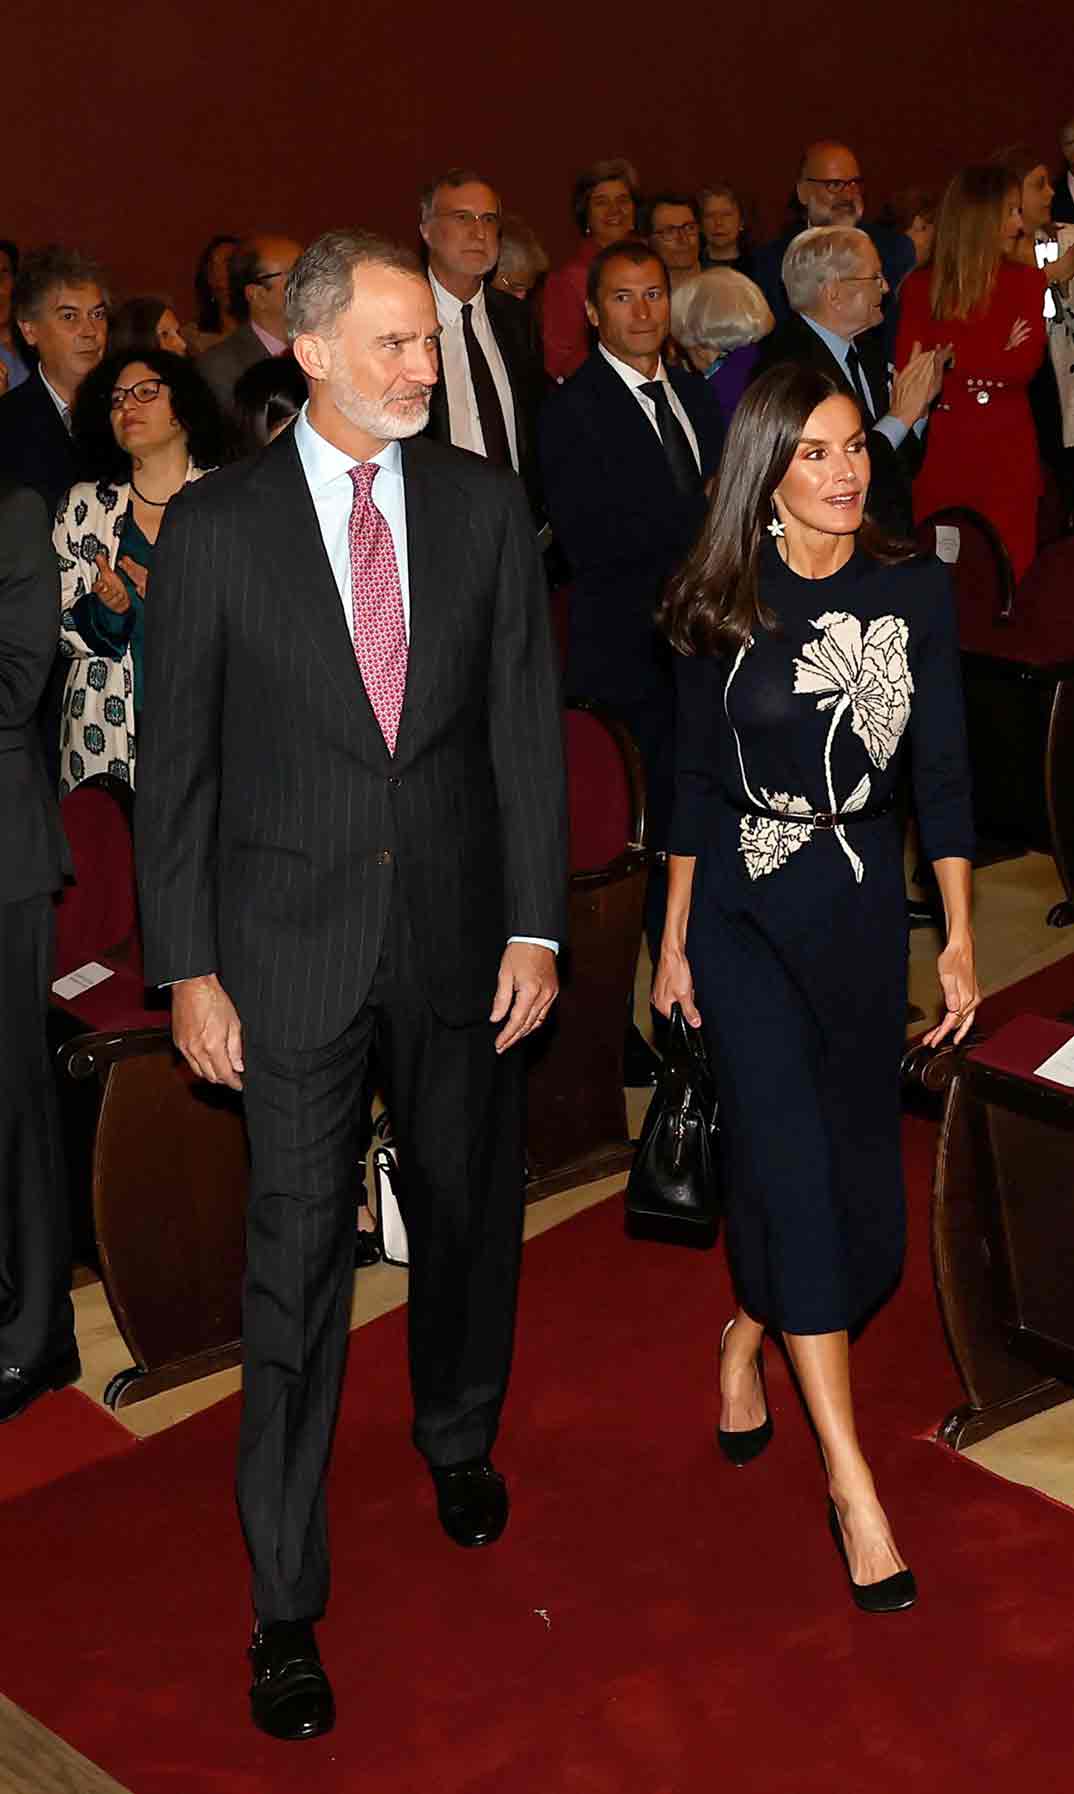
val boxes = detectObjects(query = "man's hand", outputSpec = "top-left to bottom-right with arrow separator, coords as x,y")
889,341 -> 949,427
489,943 -> 558,1053
171,972 -> 244,1089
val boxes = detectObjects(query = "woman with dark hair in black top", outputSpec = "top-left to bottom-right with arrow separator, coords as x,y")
183,233 -> 240,353
654,363 -> 977,1614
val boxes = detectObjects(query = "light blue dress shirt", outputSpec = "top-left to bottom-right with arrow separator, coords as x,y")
800,315 -> 921,451
292,403 -> 556,955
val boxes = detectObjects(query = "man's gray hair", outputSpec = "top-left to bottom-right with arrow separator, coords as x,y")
781,226 -> 872,315
284,229 -> 424,340
671,267 -> 773,352
13,245 -> 109,323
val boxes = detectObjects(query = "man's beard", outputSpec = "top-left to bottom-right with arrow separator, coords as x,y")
328,361 -> 430,439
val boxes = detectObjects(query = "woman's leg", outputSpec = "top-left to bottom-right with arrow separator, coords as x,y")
719,1309 -> 767,1432
783,1329 -> 907,1586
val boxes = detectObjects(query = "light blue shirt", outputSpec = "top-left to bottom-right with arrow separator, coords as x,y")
800,315 -> 921,452
292,403 -> 556,955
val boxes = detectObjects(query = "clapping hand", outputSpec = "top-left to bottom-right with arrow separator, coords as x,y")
91,551 -> 131,613
117,554 -> 148,600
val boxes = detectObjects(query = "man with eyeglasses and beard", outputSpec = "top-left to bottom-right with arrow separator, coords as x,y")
136,229 -> 566,1744
196,233 -> 303,413
753,141 -> 916,339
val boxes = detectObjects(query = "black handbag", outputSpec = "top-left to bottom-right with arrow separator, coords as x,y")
625,1003 -> 721,1246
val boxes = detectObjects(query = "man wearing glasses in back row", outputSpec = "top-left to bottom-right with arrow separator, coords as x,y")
753,140 -> 916,344
197,234 -> 304,415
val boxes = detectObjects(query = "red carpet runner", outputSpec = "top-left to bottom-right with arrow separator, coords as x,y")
4,957 -> 1074,1790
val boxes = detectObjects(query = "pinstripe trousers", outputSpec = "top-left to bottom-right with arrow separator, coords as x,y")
236,883 -> 525,1623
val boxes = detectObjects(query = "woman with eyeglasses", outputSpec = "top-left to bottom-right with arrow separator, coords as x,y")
897,163 -> 1074,580
54,348 -> 228,794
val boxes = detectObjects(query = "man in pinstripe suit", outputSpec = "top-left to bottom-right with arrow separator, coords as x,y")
135,231 -> 567,1742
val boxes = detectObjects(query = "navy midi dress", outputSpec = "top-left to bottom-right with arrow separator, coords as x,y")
670,541 -> 974,1334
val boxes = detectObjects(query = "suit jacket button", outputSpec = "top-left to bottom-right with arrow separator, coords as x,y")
388,775 -> 401,788
376,850 -> 393,865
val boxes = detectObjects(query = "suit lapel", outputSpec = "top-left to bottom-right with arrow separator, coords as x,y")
588,352 -> 677,493
251,431 -> 389,757
396,438 -> 466,755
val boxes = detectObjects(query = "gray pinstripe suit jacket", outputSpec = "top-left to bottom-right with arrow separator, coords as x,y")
134,428 -> 567,1050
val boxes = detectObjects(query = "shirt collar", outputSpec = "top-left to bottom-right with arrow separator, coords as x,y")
38,366 -> 71,418
293,402 -> 403,496
428,269 -> 486,325
801,313 -> 853,371
598,342 -> 667,391
251,320 -> 289,356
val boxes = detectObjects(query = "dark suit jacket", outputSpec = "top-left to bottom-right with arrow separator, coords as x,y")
752,312 -> 920,536
1053,172 -> 1074,226
196,321 -> 269,413
0,370 -> 80,517
135,430 -> 567,1051
425,286 -> 548,525
538,352 -> 724,704
0,482 -> 69,901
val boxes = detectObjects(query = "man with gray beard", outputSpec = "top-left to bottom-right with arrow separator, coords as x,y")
134,230 -> 567,1742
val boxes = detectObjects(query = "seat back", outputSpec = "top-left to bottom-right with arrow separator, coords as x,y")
564,702 -> 646,876
1045,677 -> 1074,906
916,506 -> 1016,645
54,783 -> 140,979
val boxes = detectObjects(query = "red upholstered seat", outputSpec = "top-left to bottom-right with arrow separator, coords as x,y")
565,706 -> 637,874
53,784 -> 163,1033
968,1014 -> 1074,1095
916,506 -> 1014,648
1003,539 -> 1074,668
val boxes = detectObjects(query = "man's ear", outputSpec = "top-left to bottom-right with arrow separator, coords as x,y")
17,316 -> 38,348
584,299 -> 599,329
293,332 -> 330,384
418,219 -> 432,253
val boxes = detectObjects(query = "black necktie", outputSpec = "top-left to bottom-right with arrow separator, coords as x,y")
845,344 -> 876,425
460,301 -> 511,468
639,381 -> 701,495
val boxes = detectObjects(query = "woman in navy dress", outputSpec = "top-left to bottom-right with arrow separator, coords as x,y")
653,363 -> 978,1611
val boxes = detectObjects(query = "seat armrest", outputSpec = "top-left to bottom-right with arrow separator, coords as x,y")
58,1025 -> 175,1082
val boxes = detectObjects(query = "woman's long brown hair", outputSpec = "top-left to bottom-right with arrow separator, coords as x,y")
929,163 -> 1015,321
659,362 -> 916,659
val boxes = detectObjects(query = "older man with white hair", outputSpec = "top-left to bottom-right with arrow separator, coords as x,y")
753,225 -> 947,534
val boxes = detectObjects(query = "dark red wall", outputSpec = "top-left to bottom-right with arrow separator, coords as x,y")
8,0 -> 1069,313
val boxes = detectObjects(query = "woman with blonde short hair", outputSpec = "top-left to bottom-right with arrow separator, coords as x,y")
671,266 -> 774,423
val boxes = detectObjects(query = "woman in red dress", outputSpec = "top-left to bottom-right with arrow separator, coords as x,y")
897,164 -> 1074,579
541,157 -> 639,381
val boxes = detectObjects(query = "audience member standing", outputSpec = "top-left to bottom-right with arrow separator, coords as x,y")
491,215 -> 549,303
879,189 -> 937,273
646,194 -> 703,292
753,141 -> 914,341
136,229 -> 565,1741
0,480 -> 79,1423
197,234 -> 303,413
699,184 -> 752,273
540,239 -> 723,965
671,267 -> 773,425
419,168 -> 546,524
55,349 -> 225,794
183,234 -> 240,354
1053,118 -> 1074,226
0,241 -> 28,395
542,157 -> 640,381
233,354 -> 308,451
109,297 -> 189,360
0,247 -> 108,515
754,227 -> 944,536
897,165 -> 1070,579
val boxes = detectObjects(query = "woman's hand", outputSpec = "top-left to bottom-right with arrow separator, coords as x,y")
1003,316 -> 1032,352
922,931 -> 980,1048
91,551 -> 131,614
651,945 -> 701,1026
117,554 -> 148,600
1050,240 -> 1074,287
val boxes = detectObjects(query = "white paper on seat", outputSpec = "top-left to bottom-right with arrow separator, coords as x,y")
933,524 -> 960,564
52,961 -> 115,1000
1034,1036 -> 1074,1088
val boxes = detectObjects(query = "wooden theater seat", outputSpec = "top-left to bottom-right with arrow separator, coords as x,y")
51,783 -> 249,1410
917,512 -> 1074,855
932,1013 -> 1074,1448
525,702 -> 650,1199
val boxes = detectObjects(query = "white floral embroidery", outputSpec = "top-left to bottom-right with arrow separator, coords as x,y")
727,612 -> 913,885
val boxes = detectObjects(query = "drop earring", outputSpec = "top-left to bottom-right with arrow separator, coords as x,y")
767,503 -> 785,539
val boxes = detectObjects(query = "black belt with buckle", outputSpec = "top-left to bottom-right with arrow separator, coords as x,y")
727,794 -> 896,830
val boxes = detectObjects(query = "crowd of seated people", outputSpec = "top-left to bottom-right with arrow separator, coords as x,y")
1,110 -> 1073,821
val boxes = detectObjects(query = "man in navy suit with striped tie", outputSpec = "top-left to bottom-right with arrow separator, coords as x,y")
135,230 -> 567,1743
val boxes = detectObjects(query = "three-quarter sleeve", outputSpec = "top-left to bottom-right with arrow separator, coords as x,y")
907,559 -> 975,865
668,648 -> 724,856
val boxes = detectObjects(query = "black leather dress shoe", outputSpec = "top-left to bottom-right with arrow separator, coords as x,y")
431,1458 -> 509,1548
249,1620 -> 335,1741
827,1500 -> 917,1614
354,1230 -> 381,1269
0,1348 -> 81,1424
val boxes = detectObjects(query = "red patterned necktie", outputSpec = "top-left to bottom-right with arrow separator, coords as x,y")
348,462 -> 407,754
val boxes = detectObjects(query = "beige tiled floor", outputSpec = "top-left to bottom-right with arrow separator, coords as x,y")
72,853 -> 1074,1499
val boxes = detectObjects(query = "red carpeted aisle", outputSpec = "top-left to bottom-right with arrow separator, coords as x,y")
0,1388 -> 132,1502
3,1075 -> 1074,1792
